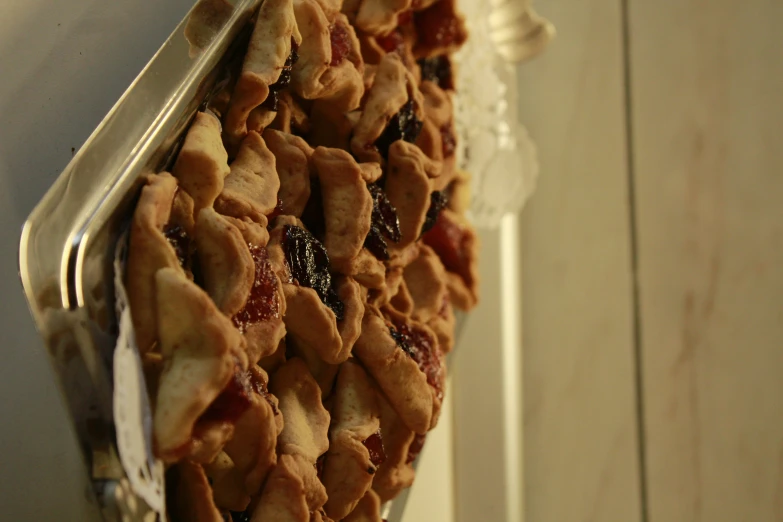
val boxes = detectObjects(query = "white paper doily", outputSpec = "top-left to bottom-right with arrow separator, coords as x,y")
112,231 -> 166,520
453,0 -> 540,229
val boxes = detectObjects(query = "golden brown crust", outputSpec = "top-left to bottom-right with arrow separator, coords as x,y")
203,451 -> 251,512
250,453 -> 325,521
321,361 -> 381,519
385,140 -> 441,249
267,220 -> 365,365
417,80 -> 457,191
224,215 -> 270,247
195,208 -> 255,317
342,489 -> 383,522
153,268 -> 247,462
352,306 -> 432,434
354,0 -> 411,36
292,1 -> 365,110
137,0 -> 478,510
223,0 -> 301,149
270,357 -> 331,462
263,129 -> 314,218
172,112 -> 230,214
311,147 -> 377,274
168,460 -> 226,522
350,53 -> 424,164
126,173 -> 182,355
215,131 -> 280,223
403,244 -> 447,323
372,396 -> 416,502
222,366 -> 283,499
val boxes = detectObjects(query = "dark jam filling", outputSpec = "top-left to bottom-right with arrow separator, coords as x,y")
282,225 -> 345,321
389,322 -> 443,401
421,191 -> 448,236
406,433 -> 427,464
164,225 -> 190,268
198,366 -> 254,426
316,453 -> 327,479
414,1 -> 466,50
362,429 -> 387,467
261,38 -> 300,111
232,245 -> 280,333
300,177 -> 326,240
268,197 -> 285,221
422,212 -> 469,284
329,22 -> 352,66
229,510 -> 251,522
374,99 -> 423,160
364,184 -> 401,260
418,56 -> 454,90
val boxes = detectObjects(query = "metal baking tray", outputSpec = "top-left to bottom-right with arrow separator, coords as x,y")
19,0 -> 259,519
17,0 -> 452,520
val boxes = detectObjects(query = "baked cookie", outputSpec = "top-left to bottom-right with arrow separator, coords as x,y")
215,130 -> 280,224
223,0 -> 302,149
421,207 -> 479,310
321,360 -> 382,519
342,489 -> 383,522
126,173 -> 183,354
267,217 -> 364,365
152,267 -> 248,462
352,305 -> 442,434
172,111 -> 231,216
350,53 -> 424,164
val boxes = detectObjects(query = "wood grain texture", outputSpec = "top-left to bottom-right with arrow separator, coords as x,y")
517,1 -> 642,521
629,1 -> 783,521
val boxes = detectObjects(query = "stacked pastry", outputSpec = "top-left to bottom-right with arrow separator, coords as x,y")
127,0 -> 477,519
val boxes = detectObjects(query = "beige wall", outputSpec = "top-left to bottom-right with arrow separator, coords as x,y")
520,1 -> 783,521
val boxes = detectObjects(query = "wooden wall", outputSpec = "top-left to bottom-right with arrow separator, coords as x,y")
519,0 -> 783,521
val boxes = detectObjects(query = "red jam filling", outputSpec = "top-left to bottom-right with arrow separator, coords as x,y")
232,245 -> 280,333
422,212 -> 470,285
376,29 -> 405,55
164,225 -> 190,268
406,433 -> 426,464
362,429 -> 387,467
329,22 -> 352,66
414,1 -> 465,50
389,322 -> 444,401
198,366 -> 254,426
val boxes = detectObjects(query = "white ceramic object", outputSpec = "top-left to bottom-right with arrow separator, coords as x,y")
454,0 -> 550,228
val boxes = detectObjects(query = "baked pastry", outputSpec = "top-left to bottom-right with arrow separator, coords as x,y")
321,360 -> 382,519
128,0 -> 479,516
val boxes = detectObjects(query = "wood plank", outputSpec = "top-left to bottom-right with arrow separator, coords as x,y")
452,222 -> 525,522
517,1 -> 642,521
629,1 -> 783,521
